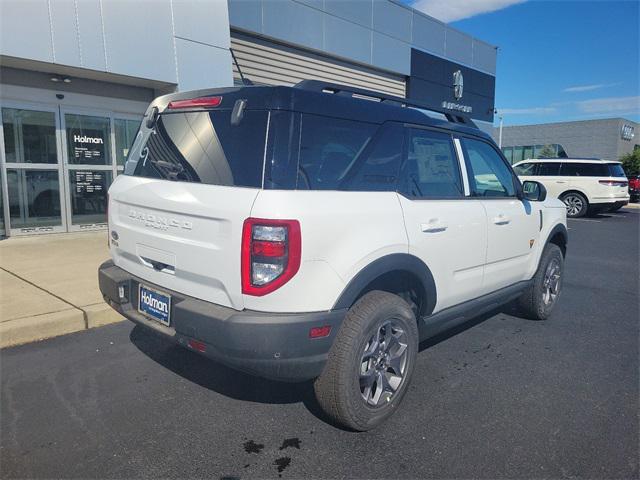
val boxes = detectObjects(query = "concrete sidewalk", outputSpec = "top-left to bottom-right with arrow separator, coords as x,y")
0,231 -> 122,347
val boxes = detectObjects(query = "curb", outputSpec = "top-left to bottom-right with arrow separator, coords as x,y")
0,309 -> 86,348
0,303 -> 124,348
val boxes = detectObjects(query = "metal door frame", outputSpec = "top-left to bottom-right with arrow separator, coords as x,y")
0,100 -> 68,236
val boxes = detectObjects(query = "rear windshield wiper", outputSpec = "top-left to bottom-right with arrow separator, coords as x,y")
148,158 -> 184,174
145,156 -> 186,180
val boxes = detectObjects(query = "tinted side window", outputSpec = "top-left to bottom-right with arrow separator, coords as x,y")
537,162 -> 562,176
513,162 -> 537,176
298,114 -> 376,190
340,124 -> 403,192
462,138 -> 516,197
263,111 -> 300,189
560,162 -> 608,176
399,129 -> 463,199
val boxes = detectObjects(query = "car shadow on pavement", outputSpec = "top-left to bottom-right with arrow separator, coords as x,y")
129,325 -> 335,424
129,305 -> 521,427
418,308 -> 504,352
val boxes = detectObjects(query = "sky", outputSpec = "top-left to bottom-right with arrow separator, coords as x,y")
405,0 -> 640,126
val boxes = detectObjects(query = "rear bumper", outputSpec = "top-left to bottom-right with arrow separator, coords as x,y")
590,199 -> 629,212
591,194 -> 630,205
99,260 -> 345,382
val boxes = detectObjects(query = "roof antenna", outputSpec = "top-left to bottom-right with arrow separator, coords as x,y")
230,48 -> 253,86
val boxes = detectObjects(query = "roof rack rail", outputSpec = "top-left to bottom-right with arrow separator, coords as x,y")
294,80 -> 478,128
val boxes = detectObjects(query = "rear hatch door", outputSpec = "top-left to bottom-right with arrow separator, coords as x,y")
109,97 -> 268,310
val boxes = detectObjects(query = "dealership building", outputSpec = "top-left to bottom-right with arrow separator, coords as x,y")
495,118 -> 638,164
0,0 -> 497,237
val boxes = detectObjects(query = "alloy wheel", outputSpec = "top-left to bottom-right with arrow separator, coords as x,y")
359,320 -> 409,407
563,195 -> 583,217
542,258 -> 561,306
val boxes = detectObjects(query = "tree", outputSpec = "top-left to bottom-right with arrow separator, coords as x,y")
538,144 -> 557,158
620,149 -> 640,176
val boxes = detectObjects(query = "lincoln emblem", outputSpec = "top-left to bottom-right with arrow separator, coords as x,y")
453,70 -> 464,100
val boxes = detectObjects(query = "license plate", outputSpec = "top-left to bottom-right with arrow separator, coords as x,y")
138,284 -> 171,326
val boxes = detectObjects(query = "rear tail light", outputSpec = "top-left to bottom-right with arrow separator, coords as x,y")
241,218 -> 301,296
599,180 -> 628,187
167,96 -> 222,110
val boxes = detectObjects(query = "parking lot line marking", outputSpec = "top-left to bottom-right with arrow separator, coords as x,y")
568,218 -> 602,223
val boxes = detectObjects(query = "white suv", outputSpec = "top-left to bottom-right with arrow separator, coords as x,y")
99,81 -> 568,431
513,158 -> 629,217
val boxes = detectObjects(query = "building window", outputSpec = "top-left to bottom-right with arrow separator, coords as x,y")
68,170 -> 112,225
502,143 -> 568,160
65,114 -> 112,166
6,169 -> 62,228
503,147 -> 513,163
2,108 -> 58,164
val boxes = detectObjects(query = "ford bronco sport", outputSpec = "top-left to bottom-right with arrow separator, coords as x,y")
99,81 -> 568,431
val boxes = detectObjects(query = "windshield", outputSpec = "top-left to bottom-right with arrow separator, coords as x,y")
124,110 -> 268,188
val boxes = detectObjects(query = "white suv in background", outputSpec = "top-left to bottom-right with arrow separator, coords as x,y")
99,81 -> 568,431
513,158 -> 629,218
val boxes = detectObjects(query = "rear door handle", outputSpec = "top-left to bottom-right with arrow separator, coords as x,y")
493,214 -> 511,225
421,219 -> 448,233
556,180 -> 568,184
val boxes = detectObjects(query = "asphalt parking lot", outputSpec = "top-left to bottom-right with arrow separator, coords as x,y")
1,208 -> 638,479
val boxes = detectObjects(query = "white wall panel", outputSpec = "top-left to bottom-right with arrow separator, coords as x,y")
175,38 -> 232,91
172,0 -> 230,49
101,0 -> 176,82
0,0 -> 53,62
50,0 -> 81,66
76,0 -> 106,71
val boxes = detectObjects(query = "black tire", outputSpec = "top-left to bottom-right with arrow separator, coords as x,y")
517,244 -> 564,320
314,290 -> 419,431
560,192 -> 588,218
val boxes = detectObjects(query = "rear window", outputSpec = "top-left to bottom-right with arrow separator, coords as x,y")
125,110 -> 267,188
607,163 -> 626,177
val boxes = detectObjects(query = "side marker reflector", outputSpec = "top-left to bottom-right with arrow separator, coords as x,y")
309,326 -> 331,339
188,339 -> 207,352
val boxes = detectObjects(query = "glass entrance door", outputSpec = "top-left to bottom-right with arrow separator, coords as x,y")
0,105 -> 66,235
61,110 -> 115,231
0,100 -> 142,236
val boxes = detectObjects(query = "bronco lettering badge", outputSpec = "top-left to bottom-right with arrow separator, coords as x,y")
128,209 -> 193,231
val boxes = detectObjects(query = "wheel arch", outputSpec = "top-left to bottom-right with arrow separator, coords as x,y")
332,253 -> 437,317
546,223 -> 568,257
559,189 -> 589,205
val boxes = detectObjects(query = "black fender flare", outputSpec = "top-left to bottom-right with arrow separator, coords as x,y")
332,253 -> 437,316
547,223 -> 568,249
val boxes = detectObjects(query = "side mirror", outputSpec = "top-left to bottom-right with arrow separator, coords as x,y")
522,180 -> 547,202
